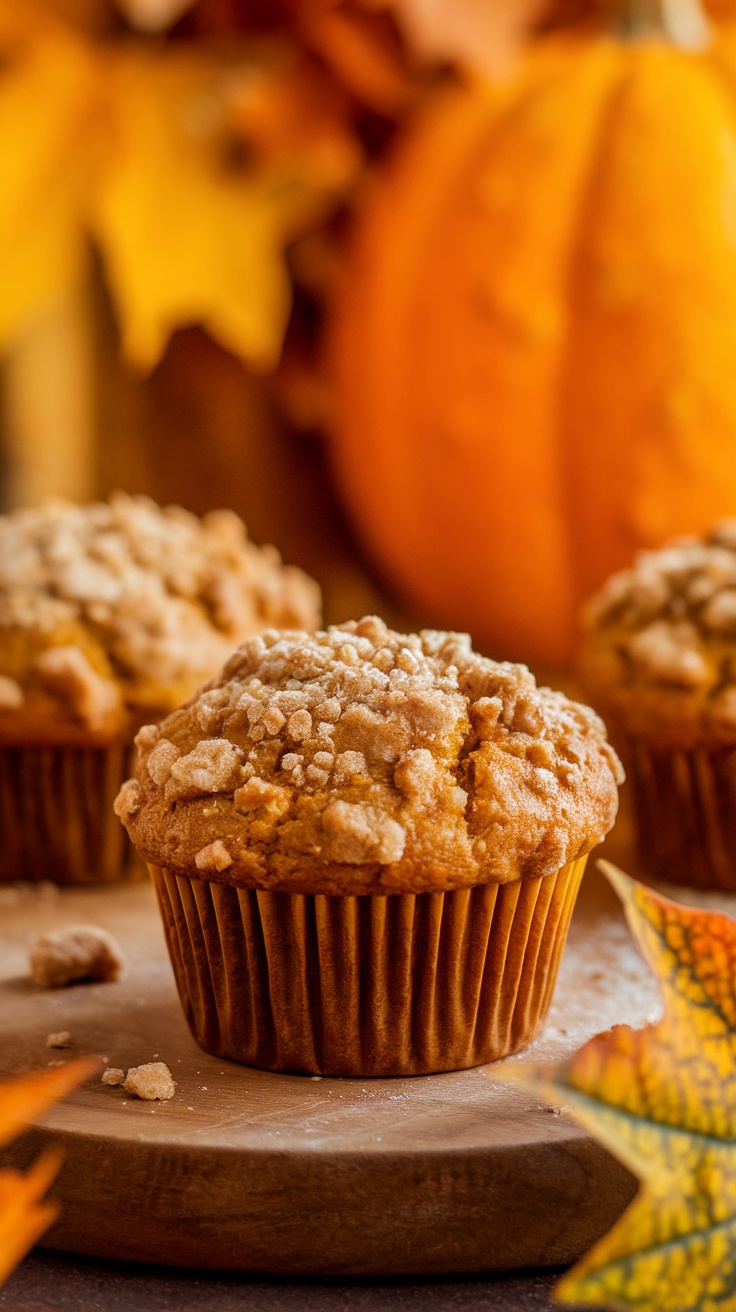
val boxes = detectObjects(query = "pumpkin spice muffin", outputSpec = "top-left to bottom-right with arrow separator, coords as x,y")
580,522 -> 736,889
0,493 -> 320,884
116,616 -> 622,1076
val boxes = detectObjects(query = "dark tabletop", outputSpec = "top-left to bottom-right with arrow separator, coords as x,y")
0,1251 -> 588,1311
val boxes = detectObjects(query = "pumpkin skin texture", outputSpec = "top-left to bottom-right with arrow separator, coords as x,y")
330,25 -> 736,668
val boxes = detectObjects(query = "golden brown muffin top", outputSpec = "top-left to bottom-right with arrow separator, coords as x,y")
0,493 -> 320,744
581,523 -> 736,747
116,616 -> 622,895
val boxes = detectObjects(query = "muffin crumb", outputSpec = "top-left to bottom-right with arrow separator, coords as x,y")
146,739 -> 182,786
195,840 -> 233,872
113,779 -> 142,822
321,800 -> 406,865
46,1031 -> 72,1048
123,1062 -> 176,1100
30,925 -> 126,987
170,740 -> 244,796
34,645 -> 121,733
234,777 -> 289,816
102,1066 -> 125,1086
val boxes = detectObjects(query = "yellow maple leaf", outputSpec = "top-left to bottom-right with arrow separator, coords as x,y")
0,1059 -> 97,1286
507,862 -> 736,1312
0,3 -> 99,348
90,41 -> 361,371
0,1 -> 363,367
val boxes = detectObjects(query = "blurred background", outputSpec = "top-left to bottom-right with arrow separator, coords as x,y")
3,0 -> 736,672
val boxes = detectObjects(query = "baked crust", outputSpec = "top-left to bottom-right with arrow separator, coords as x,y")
581,523 -> 736,747
0,493 -> 320,745
117,617 -> 623,895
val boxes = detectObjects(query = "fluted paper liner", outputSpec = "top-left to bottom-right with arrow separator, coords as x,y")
151,856 -> 587,1076
626,738 -> 736,890
0,741 -> 142,884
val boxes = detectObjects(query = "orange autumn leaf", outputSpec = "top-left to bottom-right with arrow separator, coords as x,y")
0,1059 -> 98,1148
508,864 -> 736,1312
0,1153 -> 62,1286
295,0 -> 417,113
0,1059 -> 97,1286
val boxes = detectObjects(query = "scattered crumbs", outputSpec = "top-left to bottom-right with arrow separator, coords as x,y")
311,1075 -> 322,1081
46,1030 -> 72,1048
537,1104 -> 566,1116
187,1107 -> 194,1112
101,1067 -> 125,1086
30,924 -> 126,988
123,1062 -> 176,1101
200,1086 -> 208,1092
152,1053 -> 159,1059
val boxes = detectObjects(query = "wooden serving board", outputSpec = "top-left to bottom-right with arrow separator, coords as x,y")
0,860 -> 715,1276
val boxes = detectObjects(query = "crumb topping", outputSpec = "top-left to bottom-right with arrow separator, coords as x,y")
34,645 -> 122,733
0,493 -> 320,738
29,924 -> 127,988
119,617 -> 622,894
195,839 -> 234,872
581,524 -> 736,743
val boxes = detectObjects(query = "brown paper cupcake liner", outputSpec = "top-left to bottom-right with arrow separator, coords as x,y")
0,741 -> 143,885
624,737 -> 736,890
150,855 -> 587,1077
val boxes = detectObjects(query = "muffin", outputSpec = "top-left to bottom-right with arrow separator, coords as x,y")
116,616 -> 622,1076
0,493 -> 320,884
580,522 -> 736,889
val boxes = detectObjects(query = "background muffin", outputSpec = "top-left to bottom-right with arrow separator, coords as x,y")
580,522 -> 736,889
117,616 -> 622,1076
0,492 -> 320,884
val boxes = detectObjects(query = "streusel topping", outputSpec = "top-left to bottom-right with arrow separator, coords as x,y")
118,616 -> 622,894
0,493 -> 320,740
581,523 -> 736,744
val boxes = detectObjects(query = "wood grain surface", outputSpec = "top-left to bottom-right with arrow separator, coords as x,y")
0,862 -> 684,1277
0,1249 -> 570,1312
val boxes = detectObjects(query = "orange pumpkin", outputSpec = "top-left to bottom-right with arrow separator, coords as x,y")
330,0 -> 736,668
